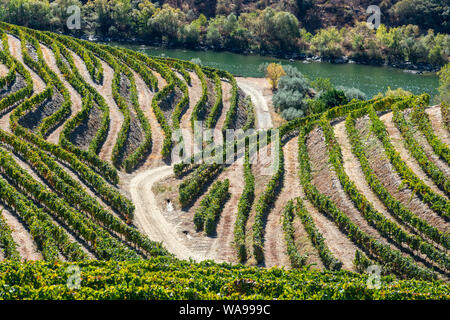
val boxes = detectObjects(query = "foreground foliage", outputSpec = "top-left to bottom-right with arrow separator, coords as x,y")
0,258 -> 448,300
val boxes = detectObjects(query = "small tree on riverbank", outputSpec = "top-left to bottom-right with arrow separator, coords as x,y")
265,63 -> 286,91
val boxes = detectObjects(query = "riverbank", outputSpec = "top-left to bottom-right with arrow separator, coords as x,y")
95,36 -> 441,73
113,42 -> 440,99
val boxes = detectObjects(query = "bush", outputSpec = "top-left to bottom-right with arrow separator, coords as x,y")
337,86 -> 368,101
318,88 -> 349,109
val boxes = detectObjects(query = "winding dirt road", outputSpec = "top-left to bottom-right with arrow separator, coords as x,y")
236,78 -> 273,130
130,165 -> 205,261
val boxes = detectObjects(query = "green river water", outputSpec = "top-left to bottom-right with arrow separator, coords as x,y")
114,43 -> 440,99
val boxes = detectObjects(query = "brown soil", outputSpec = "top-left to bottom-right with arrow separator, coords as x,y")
214,80 -> 232,131
131,70 -> 163,169
263,137 -> 297,268
180,71 -> 202,156
356,116 -> 449,235
0,205 -> 42,261
7,35 -> 46,93
0,63 -> 9,77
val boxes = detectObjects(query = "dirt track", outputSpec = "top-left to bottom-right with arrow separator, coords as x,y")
129,165 -> 207,261
131,69 -> 164,168
263,137 -> 296,268
236,78 -> 273,130
426,105 -> 450,146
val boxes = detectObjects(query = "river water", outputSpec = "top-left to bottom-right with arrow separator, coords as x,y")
114,43 -> 439,99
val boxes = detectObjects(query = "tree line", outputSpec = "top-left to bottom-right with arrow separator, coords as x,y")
0,0 -> 448,68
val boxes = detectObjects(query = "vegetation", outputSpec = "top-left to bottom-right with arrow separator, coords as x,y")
0,1 -> 448,68
0,21 -> 448,300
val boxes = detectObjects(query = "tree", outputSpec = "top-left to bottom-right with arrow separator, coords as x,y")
265,63 -> 286,90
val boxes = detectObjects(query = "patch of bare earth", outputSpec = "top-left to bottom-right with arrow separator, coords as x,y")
7,35 -> 46,94
131,165 -> 207,261
180,71 -> 201,157
0,64 -> 8,77
0,205 -> 41,261
244,144 -> 273,265
263,137 -> 297,268
215,80 -> 232,131
40,44 -> 82,144
18,90 -> 64,132
131,70 -> 163,169
207,160 -> 244,264
426,105 -> 450,146
68,103 -> 102,150
356,116 -> 449,235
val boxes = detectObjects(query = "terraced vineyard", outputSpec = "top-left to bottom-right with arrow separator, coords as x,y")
0,23 -> 448,299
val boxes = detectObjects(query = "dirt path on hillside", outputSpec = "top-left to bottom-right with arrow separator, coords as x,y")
180,71 -> 202,156
96,61 -> 123,162
426,105 -> 450,146
215,80 -> 232,131
207,161 -> 244,264
1,35 -> 46,133
40,44 -> 82,144
236,78 -> 273,130
1,205 -> 42,261
129,165 -> 206,261
131,70 -> 164,168
263,138 -> 297,268
0,64 -> 8,77
7,35 -> 46,94
380,112 -> 446,197
70,50 -> 123,162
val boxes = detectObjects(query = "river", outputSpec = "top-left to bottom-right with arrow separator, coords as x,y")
114,43 -> 439,99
